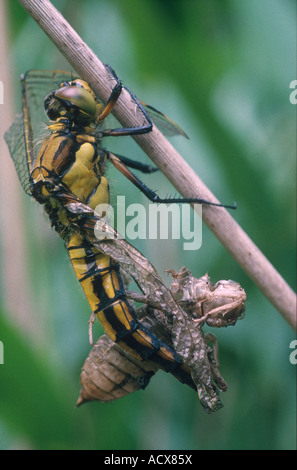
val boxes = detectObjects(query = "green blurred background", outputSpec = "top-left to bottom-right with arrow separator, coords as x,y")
0,0 -> 296,450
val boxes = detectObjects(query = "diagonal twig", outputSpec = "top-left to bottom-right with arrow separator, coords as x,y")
16,0 -> 296,330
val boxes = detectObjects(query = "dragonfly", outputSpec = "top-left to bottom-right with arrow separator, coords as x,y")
5,67 -> 235,401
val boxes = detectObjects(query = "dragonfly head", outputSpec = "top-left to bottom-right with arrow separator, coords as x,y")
44,79 -> 101,124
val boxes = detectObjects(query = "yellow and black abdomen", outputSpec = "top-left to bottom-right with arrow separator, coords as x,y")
67,232 -> 195,388
67,233 -> 174,363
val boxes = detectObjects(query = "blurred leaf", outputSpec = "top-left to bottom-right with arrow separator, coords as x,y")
0,310 -> 91,449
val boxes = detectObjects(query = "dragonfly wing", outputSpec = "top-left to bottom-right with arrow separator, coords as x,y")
20,70 -> 78,170
5,70 -> 79,194
140,101 -> 189,139
4,113 -> 32,195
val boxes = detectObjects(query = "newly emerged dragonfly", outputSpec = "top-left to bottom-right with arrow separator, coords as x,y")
5,67 -> 234,401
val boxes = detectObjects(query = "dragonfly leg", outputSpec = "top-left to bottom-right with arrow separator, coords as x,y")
205,332 -> 219,367
88,311 -> 96,346
99,64 -> 153,137
108,151 -> 236,208
107,152 -> 158,174
96,68 -> 122,123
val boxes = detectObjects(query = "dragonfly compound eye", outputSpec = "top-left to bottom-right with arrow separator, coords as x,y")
54,85 -> 97,121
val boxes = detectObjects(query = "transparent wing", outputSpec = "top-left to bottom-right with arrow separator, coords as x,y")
20,70 -> 78,171
140,101 -> 189,139
4,113 -> 32,194
5,69 -> 187,197
4,70 -> 78,194
58,190 -> 180,314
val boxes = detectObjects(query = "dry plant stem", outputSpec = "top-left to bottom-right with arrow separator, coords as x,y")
17,0 -> 296,331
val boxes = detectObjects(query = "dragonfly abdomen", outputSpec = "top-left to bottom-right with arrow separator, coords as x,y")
67,232 -> 195,388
